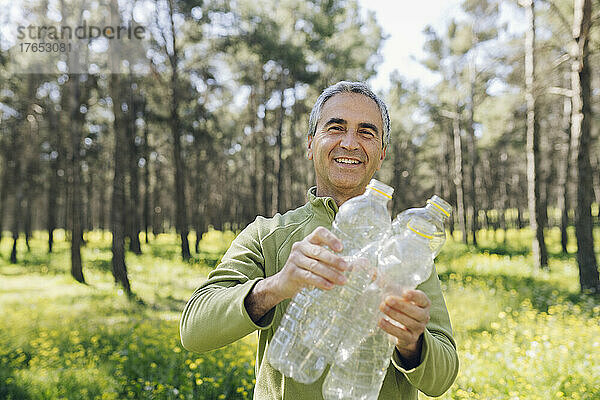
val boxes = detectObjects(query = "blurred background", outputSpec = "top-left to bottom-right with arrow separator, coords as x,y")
0,0 -> 599,399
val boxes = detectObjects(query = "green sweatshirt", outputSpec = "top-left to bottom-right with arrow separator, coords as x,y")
180,188 -> 459,399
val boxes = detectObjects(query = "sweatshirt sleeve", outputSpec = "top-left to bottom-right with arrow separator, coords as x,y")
390,264 -> 459,397
180,220 -> 275,353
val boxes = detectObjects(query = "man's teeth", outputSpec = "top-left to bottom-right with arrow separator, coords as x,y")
335,158 -> 360,164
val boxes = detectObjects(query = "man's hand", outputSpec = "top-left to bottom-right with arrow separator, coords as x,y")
271,226 -> 349,301
245,226 -> 348,323
378,289 -> 431,369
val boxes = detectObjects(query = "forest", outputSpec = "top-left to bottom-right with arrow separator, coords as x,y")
1,0 -> 599,398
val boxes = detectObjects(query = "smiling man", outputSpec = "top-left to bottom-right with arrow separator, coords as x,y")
180,81 -> 458,399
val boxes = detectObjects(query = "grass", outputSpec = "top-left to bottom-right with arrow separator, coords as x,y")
1,227 -> 599,399
0,230 -> 254,400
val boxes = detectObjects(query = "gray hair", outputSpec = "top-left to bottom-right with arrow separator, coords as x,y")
307,81 -> 391,148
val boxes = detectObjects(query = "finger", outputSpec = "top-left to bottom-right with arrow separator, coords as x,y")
299,267 -> 336,291
380,302 -> 428,332
307,226 -> 343,252
301,243 -> 348,271
383,296 -> 430,324
296,254 -> 347,286
378,317 -> 411,343
401,290 -> 431,308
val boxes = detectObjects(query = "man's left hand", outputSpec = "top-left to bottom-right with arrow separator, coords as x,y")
378,289 -> 431,369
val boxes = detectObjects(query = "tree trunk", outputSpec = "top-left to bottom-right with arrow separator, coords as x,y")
192,125 -> 207,253
249,86 -> 260,217
152,157 -> 164,236
127,76 -> 142,254
10,141 -> 22,264
591,154 -> 600,212
47,107 -> 60,253
0,142 -> 9,244
68,75 -> 85,284
110,73 -> 132,295
499,152 -> 508,244
466,60 -> 478,247
452,107 -> 467,244
86,168 -> 93,232
524,0 -> 548,269
100,169 -> 108,235
24,197 -> 31,252
143,100 -> 151,244
171,90 -> 190,260
442,124 -> 454,235
556,78 -> 572,254
275,73 -> 287,213
570,0 -> 599,293
108,1 -> 132,295
0,178 -> 5,245
167,0 -> 190,260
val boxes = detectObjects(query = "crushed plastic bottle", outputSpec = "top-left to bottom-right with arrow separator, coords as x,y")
267,179 -> 394,383
323,196 -> 452,400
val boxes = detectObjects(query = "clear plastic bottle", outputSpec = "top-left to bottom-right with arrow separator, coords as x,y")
323,196 -> 452,400
267,179 -> 394,383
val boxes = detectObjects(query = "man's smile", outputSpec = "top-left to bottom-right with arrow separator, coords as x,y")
334,157 -> 362,165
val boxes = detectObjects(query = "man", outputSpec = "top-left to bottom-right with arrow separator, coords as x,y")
180,81 -> 459,399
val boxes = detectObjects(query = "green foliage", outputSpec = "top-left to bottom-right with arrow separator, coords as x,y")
1,229 -> 599,399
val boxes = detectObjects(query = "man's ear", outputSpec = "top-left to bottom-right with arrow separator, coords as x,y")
376,146 -> 386,170
307,135 -> 314,160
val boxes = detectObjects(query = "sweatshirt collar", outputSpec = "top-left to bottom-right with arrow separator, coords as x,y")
307,186 -> 338,221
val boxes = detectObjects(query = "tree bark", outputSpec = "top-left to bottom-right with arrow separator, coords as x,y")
0,141 -> 9,245
167,0 -> 191,260
24,197 -> 31,252
109,1 -> 132,295
9,129 -> 22,264
556,77 -> 572,254
152,156 -> 164,236
275,72 -> 287,213
452,106 -> 467,244
46,106 -> 60,253
441,123 -> 454,235
142,99 -> 151,244
466,57 -> 479,247
524,0 -> 548,269
67,75 -> 85,284
570,0 -> 599,293
127,75 -> 142,254
499,151 -> 508,244
110,73 -> 132,295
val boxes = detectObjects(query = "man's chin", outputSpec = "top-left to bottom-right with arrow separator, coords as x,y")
329,176 -> 369,193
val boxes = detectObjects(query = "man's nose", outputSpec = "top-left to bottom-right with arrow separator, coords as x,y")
339,130 -> 360,150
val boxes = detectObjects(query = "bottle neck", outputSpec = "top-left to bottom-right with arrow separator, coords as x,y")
364,187 -> 392,204
425,203 -> 449,221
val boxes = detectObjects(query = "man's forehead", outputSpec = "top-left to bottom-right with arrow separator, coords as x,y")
319,92 -> 383,129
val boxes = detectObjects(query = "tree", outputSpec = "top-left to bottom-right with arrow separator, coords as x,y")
422,24 -> 468,243
125,74 -> 142,255
570,0 -> 599,293
109,1 -> 132,295
459,0 -> 504,246
523,0 -> 549,269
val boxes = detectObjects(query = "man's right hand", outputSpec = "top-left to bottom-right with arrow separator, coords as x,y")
270,226 -> 349,301
244,226 -> 348,323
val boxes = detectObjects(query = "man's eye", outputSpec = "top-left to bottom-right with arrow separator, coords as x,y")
360,130 -> 375,137
329,126 -> 343,131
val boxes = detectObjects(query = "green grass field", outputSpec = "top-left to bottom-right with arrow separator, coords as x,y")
1,228 -> 599,399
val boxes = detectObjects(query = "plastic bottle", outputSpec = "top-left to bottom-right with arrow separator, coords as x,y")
323,195 -> 452,400
267,179 -> 394,383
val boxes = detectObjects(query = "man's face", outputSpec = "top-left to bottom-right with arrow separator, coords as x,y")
307,92 -> 386,202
